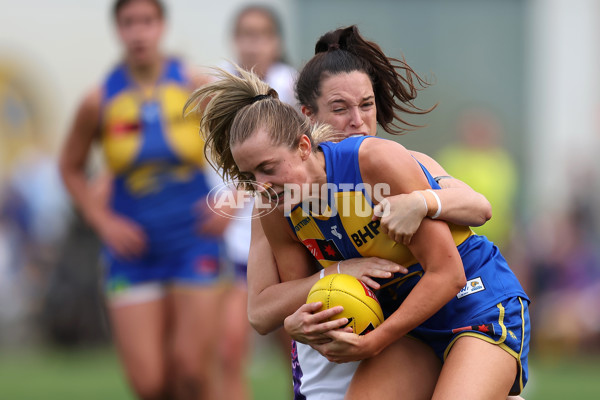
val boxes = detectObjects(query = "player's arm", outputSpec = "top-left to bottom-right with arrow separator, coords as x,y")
247,210 -> 328,334
248,206 -> 357,338
247,206 -> 405,337
316,139 -> 466,362
364,141 -> 466,356
59,88 -> 146,259
59,88 -> 106,229
410,150 -> 492,226
373,150 -> 491,245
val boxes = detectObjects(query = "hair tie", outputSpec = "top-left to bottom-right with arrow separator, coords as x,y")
328,43 -> 340,51
250,94 -> 270,104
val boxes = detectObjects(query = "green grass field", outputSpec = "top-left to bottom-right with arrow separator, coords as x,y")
0,341 -> 291,400
0,345 -> 598,399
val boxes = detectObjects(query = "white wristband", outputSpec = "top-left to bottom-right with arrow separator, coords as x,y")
426,189 -> 442,219
337,261 -> 342,274
319,269 -> 325,279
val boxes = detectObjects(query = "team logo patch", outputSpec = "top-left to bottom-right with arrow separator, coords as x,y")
302,238 -> 344,261
457,277 -> 485,299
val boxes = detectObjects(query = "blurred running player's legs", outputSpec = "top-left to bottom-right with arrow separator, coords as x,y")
220,279 -> 252,400
108,285 -> 168,399
108,284 -> 226,400
169,286 -> 226,400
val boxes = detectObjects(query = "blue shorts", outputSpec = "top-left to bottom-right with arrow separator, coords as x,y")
411,296 -> 530,395
103,243 -> 222,295
375,235 -> 530,394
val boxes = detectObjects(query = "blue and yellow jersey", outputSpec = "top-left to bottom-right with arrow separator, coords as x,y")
287,136 -> 472,269
287,136 -> 528,319
100,58 -> 217,257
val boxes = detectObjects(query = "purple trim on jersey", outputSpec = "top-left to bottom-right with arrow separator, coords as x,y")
291,340 -> 307,400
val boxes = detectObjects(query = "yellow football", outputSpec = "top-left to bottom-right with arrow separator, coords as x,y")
307,273 -> 384,335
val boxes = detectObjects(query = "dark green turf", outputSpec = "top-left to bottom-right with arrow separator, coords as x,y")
0,343 -> 291,400
522,355 -> 600,399
0,347 -> 598,399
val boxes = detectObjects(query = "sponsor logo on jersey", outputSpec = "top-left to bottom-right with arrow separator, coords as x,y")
350,220 -> 381,247
331,225 -> 343,240
302,238 -> 344,261
457,276 -> 485,299
294,217 -> 311,232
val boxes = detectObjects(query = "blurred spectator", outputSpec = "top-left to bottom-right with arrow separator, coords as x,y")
41,212 -> 109,346
522,170 -> 600,354
225,4 -> 298,105
0,61 -> 71,346
0,146 -> 71,346
437,107 -> 518,250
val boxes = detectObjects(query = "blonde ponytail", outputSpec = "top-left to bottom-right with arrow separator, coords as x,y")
184,66 -> 278,180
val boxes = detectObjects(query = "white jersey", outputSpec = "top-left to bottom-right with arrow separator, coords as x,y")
224,195 -> 254,265
221,61 -> 298,108
293,341 -> 358,400
263,62 -> 298,107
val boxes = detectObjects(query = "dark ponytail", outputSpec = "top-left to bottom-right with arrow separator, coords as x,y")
297,25 -> 433,134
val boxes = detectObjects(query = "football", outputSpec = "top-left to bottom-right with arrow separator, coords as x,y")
307,273 -> 384,335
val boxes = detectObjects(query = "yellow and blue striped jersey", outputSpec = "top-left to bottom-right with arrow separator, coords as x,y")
100,58 -> 215,255
287,136 -> 472,269
287,136 -> 528,318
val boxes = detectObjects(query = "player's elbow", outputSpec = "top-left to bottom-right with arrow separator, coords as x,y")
442,262 -> 467,294
249,320 -> 271,336
472,195 -> 492,227
451,270 -> 467,293
248,309 -> 275,336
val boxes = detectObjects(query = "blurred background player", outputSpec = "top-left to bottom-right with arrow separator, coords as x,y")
58,1 -> 227,399
218,5 -> 298,400
437,107 -> 518,250
225,4 -> 298,105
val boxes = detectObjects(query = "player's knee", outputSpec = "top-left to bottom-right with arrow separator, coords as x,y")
130,373 -> 169,400
171,345 -> 209,382
222,329 -> 250,367
221,341 -> 247,373
122,357 -> 168,400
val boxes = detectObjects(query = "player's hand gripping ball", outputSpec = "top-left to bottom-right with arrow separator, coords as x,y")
307,273 -> 384,335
